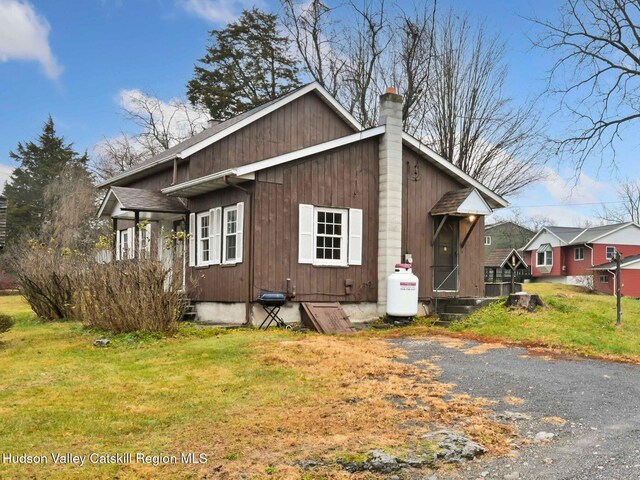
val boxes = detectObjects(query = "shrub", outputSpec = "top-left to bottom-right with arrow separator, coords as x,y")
75,257 -> 188,334
7,241 -> 84,321
0,313 -> 14,335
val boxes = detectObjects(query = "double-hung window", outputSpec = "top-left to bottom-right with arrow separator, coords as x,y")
574,247 -> 584,261
298,204 -> 363,267
189,202 -> 243,267
536,243 -> 553,267
606,246 -> 616,260
484,236 -> 491,246
223,204 -> 243,264
197,212 -> 211,265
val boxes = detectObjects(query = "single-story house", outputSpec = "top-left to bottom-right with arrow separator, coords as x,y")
522,223 -> 640,285
97,83 -> 508,325
590,254 -> 640,297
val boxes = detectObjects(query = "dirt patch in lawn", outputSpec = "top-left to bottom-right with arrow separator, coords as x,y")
168,335 -> 514,479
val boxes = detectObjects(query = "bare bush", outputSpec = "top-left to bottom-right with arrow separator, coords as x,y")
7,241 -> 84,321
75,257 -> 188,334
0,313 -> 13,336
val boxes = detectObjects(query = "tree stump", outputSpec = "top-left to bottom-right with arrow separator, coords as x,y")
504,293 -> 543,312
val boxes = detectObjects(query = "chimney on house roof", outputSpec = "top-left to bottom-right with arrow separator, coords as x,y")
377,87 -> 403,314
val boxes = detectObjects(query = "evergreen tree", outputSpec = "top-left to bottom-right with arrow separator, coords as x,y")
3,116 -> 89,242
187,8 -> 302,120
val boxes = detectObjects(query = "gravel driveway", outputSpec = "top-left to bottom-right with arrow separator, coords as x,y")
390,336 -> 640,480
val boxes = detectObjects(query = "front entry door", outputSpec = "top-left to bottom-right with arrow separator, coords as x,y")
434,218 -> 459,291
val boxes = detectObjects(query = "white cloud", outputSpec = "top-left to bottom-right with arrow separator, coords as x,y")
0,0 -> 61,79
0,163 -> 14,193
180,0 -> 258,23
540,167 -> 610,204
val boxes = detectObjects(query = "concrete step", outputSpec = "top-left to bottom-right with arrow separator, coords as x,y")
445,305 -> 477,314
437,312 -> 467,323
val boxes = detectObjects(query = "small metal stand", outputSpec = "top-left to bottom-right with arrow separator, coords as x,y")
257,292 -> 290,329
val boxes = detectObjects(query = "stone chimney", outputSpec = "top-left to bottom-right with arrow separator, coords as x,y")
377,87 -> 403,314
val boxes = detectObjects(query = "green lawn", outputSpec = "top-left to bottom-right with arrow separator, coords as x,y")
442,283 -> 640,361
0,295 -> 510,480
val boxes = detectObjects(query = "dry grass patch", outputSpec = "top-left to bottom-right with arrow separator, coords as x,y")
542,416 -> 567,425
167,335 -> 513,479
503,396 -> 525,406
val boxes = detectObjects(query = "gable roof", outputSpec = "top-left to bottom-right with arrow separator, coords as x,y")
485,247 -> 528,268
570,222 -> 636,243
98,82 -> 362,188
97,186 -> 188,218
524,223 -> 640,250
430,188 -> 493,216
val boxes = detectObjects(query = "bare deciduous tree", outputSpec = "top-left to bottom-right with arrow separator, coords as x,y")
281,0 -> 346,96
598,180 -> 640,223
282,2 -> 547,197
533,0 -> 640,172
423,13 -> 547,197
93,91 -> 209,180
42,165 -> 107,250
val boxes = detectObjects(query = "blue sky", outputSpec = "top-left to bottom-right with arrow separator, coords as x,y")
0,0 -> 635,225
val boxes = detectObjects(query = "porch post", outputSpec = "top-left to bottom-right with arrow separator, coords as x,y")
134,210 -> 140,259
112,217 -> 118,260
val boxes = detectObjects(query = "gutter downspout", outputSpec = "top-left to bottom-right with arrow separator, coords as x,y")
224,176 -> 254,326
607,269 -> 617,297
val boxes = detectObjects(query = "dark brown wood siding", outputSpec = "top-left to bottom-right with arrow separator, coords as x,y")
402,146 -> 485,298
121,161 -> 189,191
250,138 -> 379,303
187,186 -> 251,302
188,92 -> 356,179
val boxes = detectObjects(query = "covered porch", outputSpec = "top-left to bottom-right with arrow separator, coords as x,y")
97,186 -> 189,264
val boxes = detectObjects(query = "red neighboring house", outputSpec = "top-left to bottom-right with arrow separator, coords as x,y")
590,255 -> 640,297
522,223 -> 640,295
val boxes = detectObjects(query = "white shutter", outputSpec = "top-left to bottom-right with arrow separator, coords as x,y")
348,208 -> 363,265
210,207 -> 222,265
128,227 -> 135,259
298,204 -> 314,264
115,230 -> 121,261
236,202 -> 244,263
188,213 -> 196,267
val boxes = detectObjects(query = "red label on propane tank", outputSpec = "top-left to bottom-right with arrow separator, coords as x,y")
399,282 -> 417,290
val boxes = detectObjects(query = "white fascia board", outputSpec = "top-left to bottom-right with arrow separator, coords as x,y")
499,248 -> 527,268
401,133 -> 509,208
178,83 -> 362,160
235,126 -> 384,176
163,127 -> 385,196
522,227 -> 566,251
96,189 -> 120,218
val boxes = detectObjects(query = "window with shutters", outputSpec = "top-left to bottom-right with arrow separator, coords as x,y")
298,204 -> 362,267
223,204 -> 242,264
190,202 -> 243,267
315,208 -> 347,265
197,212 -> 210,265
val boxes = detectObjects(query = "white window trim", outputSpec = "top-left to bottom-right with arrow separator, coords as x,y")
536,244 -> 553,267
196,212 -> 211,266
313,206 -> 348,267
600,274 -> 609,283
119,227 -> 134,260
606,246 -> 616,260
574,247 -> 584,261
484,236 -> 491,246
222,204 -> 241,265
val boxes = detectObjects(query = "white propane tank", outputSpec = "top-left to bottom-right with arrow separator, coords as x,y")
387,263 -> 419,317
